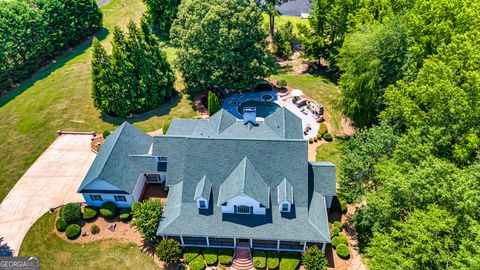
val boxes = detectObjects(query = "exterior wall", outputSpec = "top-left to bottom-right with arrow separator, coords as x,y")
196,197 -> 208,209
221,194 -> 266,215
82,193 -> 135,207
278,200 -> 292,212
325,196 -> 333,208
132,174 -> 147,201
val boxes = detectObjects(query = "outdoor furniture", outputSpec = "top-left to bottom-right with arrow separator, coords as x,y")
281,94 -> 292,101
296,98 -> 308,107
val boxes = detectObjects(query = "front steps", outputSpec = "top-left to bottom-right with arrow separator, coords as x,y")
232,247 -> 254,270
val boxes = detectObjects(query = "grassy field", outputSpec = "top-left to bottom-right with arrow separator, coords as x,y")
0,0 -> 195,202
262,14 -> 308,35
19,212 -> 159,270
316,140 -> 345,178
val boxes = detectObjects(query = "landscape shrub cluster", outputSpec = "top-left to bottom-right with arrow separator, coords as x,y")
218,248 -> 233,265
0,0 -> 102,90
61,203 -> 81,224
266,251 -> 279,269
253,250 -> 266,269
99,202 -> 117,220
65,224 -> 81,239
82,206 -> 98,220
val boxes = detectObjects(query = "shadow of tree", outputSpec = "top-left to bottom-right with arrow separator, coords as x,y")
0,27 -> 110,108
0,236 -> 14,256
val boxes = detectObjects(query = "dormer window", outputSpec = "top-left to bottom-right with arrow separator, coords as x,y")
199,200 -> 207,209
194,175 -> 212,210
281,203 -> 289,212
278,178 -> 294,213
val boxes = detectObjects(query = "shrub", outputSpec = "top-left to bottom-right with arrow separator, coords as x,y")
82,206 -> 98,220
279,252 -> 300,270
188,255 -> 206,270
309,138 -> 314,144
156,239 -> 182,264
317,135 -> 322,140
267,251 -> 280,269
314,137 -> 318,142
323,133 -> 333,141
65,224 -> 81,239
131,198 -> 163,241
318,123 -> 328,136
218,249 -> 233,265
100,202 -> 117,220
208,91 -> 221,116
277,79 -> 287,88
119,208 -> 131,221
302,246 -> 327,270
183,247 -> 201,263
338,196 -> 348,213
332,234 -> 348,248
91,224 -> 100,234
253,250 -> 267,269
333,221 -> 342,230
204,248 -> 218,265
336,244 -> 350,259
61,203 -> 81,224
55,218 -> 68,232
331,227 -> 340,237
102,130 -> 111,138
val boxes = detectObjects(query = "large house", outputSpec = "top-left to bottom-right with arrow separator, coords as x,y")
77,107 -> 336,252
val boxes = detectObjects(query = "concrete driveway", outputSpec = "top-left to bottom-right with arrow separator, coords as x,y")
0,134 -> 96,255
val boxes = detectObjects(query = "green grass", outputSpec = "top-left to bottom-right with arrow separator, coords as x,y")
316,139 -> 345,178
262,14 -> 308,35
19,212 -> 159,270
0,0 -> 194,203
271,72 -> 342,133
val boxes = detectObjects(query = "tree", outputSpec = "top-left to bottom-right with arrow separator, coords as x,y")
156,238 -> 182,264
170,0 -> 275,92
262,0 -> 282,37
302,245 -> 327,270
131,198 -> 164,242
91,19 -> 175,117
207,91 -> 220,116
272,21 -> 295,57
142,0 -> 181,36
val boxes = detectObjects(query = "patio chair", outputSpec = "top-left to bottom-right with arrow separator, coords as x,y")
296,98 -> 308,108
281,94 -> 292,101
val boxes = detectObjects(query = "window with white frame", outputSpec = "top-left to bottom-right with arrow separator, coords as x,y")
281,203 -> 289,212
89,194 -> 103,201
237,205 -> 250,214
199,200 -> 206,209
114,195 -> 127,202
156,156 -> 167,172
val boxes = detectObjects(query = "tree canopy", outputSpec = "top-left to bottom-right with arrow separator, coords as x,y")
91,19 -> 175,118
170,0 -> 275,92
142,0 -> 180,36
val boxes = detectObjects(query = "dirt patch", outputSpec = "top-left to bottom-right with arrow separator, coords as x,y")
193,91 -> 209,118
277,52 -> 309,74
90,135 -> 104,153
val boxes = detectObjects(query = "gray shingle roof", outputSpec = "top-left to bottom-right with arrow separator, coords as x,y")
277,178 -> 294,204
194,175 -> 212,200
78,122 -> 153,193
218,157 -> 270,207
308,162 -> 337,196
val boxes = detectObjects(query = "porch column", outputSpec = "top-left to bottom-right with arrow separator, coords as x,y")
206,237 -> 210,247
277,240 -> 280,250
303,241 -> 307,252
233,237 -> 237,247
250,239 -> 253,248
321,243 -> 326,252
180,235 -> 184,245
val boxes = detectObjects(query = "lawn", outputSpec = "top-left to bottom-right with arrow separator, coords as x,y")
19,212 -> 159,270
262,14 -> 308,35
0,0 -> 195,203
316,140 -> 345,178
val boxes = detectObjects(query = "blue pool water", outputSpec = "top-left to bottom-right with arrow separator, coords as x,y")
237,100 -> 280,118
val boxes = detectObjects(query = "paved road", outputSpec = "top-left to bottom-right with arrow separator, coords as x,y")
0,135 -> 95,255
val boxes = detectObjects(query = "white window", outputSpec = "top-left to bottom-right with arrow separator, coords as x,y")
282,203 -> 289,212
199,200 -> 206,209
114,195 -> 127,202
89,194 -> 102,201
237,205 -> 250,214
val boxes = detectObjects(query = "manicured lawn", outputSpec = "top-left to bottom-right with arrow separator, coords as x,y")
0,0 -> 194,203
262,14 -> 308,35
19,212 -> 159,270
271,72 -> 342,133
316,140 -> 345,178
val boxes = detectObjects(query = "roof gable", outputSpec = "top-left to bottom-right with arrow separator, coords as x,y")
265,107 -> 303,139
194,175 -> 212,200
308,162 -> 336,196
277,178 -> 294,204
209,109 -> 237,133
218,157 -> 270,207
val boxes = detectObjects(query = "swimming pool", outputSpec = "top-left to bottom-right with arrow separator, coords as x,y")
237,100 -> 280,118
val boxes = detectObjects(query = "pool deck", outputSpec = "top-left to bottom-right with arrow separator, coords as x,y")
223,91 -> 319,140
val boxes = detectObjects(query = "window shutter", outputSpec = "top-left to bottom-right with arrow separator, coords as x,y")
234,205 -> 237,214
250,206 -> 254,214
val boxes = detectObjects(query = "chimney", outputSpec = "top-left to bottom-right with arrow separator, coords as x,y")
243,107 -> 257,125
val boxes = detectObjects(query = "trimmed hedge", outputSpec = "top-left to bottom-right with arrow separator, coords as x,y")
218,249 -> 233,265
100,202 -> 117,220
267,251 -> 280,270
333,221 -> 342,230
279,252 -> 300,270
323,132 -> 333,141
119,208 -> 131,221
332,234 -> 348,248
91,224 -> 100,234
102,130 -> 111,138
253,250 -> 267,269
156,239 -> 181,264
65,224 -> 81,239
61,203 -> 81,224
55,218 -> 68,232
318,123 -> 328,136
336,244 -> 350,259
82,206 -> 98,220
203,248 -> 218,265
183,247 -> 201,263
188,255 -> 206,270
332,227 -> 340,237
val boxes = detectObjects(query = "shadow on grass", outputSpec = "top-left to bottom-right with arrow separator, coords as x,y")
100,91 -> 182,126
0,27 -> 110,108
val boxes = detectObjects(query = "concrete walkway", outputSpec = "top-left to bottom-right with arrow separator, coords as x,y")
0,134 -> 96,255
